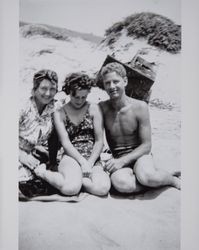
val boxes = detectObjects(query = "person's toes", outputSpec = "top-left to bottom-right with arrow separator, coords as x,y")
34,164 -> 46,177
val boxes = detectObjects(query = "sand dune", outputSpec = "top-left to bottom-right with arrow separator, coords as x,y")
19,22 -> 180,250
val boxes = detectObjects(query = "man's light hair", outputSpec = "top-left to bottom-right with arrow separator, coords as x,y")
101,62 -> 127,78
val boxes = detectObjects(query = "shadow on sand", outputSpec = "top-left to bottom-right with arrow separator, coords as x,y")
109,186 -> 171,201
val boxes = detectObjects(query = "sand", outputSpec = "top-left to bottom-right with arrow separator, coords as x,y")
19,24 -> 181,250
19,188 -> 180,250
19,104 -> 180,250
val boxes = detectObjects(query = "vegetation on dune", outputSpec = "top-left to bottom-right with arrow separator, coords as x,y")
104,12 -> 181,53
20,24 -> 69,41
19,22 -> 103,44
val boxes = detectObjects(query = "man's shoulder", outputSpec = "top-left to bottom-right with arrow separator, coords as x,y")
124,98 -> 149,119
128,98 -> 148,110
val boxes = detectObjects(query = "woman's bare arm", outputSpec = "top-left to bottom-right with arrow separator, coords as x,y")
87,104 -> 104,166
53,108 -> 86,165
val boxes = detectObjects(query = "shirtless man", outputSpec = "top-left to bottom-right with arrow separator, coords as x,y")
99,62 -> 180,193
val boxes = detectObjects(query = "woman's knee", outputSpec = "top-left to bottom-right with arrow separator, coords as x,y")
111,168 -> 136,193
60,180 -> 82,196
96,176 -> 111,196
59,157 -> 82,195
89,172 -> 111,196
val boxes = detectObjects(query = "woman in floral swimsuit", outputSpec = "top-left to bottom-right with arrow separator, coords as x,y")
35,72 -> 110,196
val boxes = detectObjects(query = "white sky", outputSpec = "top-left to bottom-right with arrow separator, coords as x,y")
20,0 -> 181,36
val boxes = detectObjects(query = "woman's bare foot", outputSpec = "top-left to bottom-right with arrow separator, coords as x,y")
34,164 -> 47,178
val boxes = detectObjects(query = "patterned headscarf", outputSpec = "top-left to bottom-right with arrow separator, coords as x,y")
33,69 -> 58,90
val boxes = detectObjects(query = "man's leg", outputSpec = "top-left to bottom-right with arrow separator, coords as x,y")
111,167 -> 146,193
133,154 -> 181,190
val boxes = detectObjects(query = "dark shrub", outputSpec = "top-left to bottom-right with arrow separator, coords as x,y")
104,12 -> 181,53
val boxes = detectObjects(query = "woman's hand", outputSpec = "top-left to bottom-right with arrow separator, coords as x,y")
80,159 -> 93,178
19,150 -> 40,170
32,145 -> 49,158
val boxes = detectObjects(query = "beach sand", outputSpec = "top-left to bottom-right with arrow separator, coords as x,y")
19,187 -> 180,250
19,26 -> 181,250
19,105 -> 180,250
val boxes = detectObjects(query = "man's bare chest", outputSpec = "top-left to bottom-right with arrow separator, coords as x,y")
104,110 -> 137,136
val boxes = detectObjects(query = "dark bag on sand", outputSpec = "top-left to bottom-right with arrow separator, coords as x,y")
19,177 -> 58,198
19,148 -> 58,198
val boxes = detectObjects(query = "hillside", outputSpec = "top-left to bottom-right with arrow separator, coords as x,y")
19,21 -> 103,44
102,12 -> 181,54
19,15 -> 181,109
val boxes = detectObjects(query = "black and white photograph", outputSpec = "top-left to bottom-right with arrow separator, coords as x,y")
1,0 -> 198,250
18,0 -> 182,249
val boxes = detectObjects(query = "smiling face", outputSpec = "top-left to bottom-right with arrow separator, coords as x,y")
102,72 -> 127,100
69,89 -> 90,109
34,79 -> 57,106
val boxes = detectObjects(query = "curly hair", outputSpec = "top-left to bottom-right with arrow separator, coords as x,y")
33,69 -> 58,91
62,72 -> 93,96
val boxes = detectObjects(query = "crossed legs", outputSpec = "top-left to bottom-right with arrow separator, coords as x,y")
111,154 -> 181,194
82,165 -> 111,196
35,155 -> 82,196
35,155 -> 110,196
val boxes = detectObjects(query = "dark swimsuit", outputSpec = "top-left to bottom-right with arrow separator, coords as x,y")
63,104 -> 95,160
112,145 -> 138,159
107,127 -> 140,159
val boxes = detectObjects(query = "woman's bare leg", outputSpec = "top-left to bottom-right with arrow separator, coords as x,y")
83,165 -> 111,196
34,155 -> 82,195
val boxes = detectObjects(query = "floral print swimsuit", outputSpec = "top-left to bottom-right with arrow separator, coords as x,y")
63,105 -> 95,160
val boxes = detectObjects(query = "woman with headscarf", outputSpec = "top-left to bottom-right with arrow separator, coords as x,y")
19,69 -> 58,197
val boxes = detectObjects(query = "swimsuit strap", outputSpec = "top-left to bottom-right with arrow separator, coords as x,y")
63,103 -> 91,127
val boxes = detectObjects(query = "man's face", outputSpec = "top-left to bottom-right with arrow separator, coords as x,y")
102,72 -> 127,99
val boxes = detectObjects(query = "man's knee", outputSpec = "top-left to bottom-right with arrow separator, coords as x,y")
111,168 -> 136,193
134,155 -> 158,187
